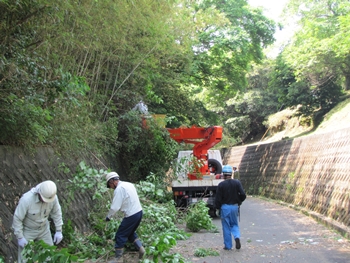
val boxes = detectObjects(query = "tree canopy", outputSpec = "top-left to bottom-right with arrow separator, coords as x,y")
1,0 -> 349,181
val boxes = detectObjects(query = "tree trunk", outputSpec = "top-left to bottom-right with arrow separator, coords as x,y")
345,73 -> 350,91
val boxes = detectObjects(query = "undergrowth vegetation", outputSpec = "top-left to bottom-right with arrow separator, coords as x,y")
22,162 -> 217,263
186,201 -> 217,233
193,248 -> 220,257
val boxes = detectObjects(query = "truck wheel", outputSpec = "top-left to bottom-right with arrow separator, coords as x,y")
208,159 -> 222,174
209,207 -> 218,218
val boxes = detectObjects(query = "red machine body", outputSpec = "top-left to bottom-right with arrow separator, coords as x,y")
167,126 -> 223,176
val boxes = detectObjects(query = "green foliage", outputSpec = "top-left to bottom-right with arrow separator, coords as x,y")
170,154 -> 207,180
0,51 -> 105,155
143,233 -> 188,263
285,0 -> 349,78
189,0 -> 276,108
171,154 -> 207,180
0,0 -> 282,163
61,219 -> 74,245
282,0 -> 349,98
60,162 -> 191,262
61,162 -> 114,260
116,111 -> 179,182
0,50 -> 52,147
224,116 -> 251,141
0,0 -> 193,156
311,79 -> 343,112
140,202 -> 181,235
0,255 -> 4,263
221,85 -> 279,142
137,173 -> 173,203
270,54 -> 343,117
6,0 -> 348,259
0,2 -> 62,147
194,247 -> 219,257
65,218 -> 116,260
185,201 -> 217,232
219,132 -> 240,148
22,240 -> 80,263
68,161 -> 109,200
0,93 -> 51,146
137,180 -> 192,261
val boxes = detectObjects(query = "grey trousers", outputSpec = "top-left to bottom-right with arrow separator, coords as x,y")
18,224 -> 53,263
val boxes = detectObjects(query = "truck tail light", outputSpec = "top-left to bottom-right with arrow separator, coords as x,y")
174,191 -> 186,196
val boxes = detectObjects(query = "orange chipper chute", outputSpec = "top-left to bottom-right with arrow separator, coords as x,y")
167,126 -> 223,176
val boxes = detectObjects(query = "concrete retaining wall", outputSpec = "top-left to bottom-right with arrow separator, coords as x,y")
222,127 -> 350,237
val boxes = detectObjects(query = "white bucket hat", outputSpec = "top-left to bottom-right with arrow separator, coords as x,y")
106,172 -> 120,188
39,180 -> 57,203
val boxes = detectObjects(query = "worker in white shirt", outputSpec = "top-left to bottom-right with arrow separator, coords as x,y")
12,180 -> 63,263
105,172 -> 145,263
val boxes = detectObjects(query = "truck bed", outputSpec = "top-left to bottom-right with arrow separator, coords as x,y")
172,178 -> 223,187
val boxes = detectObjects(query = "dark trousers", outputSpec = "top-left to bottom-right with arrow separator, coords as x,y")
115,210 -> 143,249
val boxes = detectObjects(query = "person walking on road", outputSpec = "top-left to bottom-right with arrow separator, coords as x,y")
215,165 -> 246,250
12,180 -> 63,263
105,172 -> 145,263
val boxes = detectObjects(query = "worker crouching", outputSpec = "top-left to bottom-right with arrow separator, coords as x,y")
12,180 -> 63,263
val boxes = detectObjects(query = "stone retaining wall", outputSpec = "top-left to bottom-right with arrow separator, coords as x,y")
222,127 -> 350,237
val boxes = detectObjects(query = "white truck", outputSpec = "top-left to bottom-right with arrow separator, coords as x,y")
171,150 -> 223,214
167,126 -> 224,215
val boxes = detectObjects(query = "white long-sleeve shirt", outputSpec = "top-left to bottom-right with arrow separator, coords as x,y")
107,181 -> 142,218
12,184 -> 63,239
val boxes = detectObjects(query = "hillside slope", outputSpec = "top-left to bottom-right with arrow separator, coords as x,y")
261,98 -> 350,143
313,99 -> 350,135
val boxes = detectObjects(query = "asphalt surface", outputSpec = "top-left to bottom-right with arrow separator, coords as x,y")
172,196 -> 350,263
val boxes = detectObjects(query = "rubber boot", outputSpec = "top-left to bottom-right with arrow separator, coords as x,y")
235,238 -> 241,249
107,248 -> 123,263
134,239 -> 145,259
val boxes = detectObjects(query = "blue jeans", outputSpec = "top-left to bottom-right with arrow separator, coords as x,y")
220,204 -> 240,249
115,210 -> 143,249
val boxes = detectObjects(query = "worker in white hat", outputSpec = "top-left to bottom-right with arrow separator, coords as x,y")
105,172 -> 145,263
12,180 -> 63,263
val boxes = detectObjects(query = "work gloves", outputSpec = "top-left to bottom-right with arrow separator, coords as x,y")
53,231 -> 63,244
18,233 -> 63,247
18,237 -> 28,248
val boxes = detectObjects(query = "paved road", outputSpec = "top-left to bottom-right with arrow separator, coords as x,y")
173,196 -> 350,263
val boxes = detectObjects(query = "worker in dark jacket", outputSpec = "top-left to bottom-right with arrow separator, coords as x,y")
215,165 -> 246,250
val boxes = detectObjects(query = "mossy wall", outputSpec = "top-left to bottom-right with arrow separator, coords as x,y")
223,127 -> 350,234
